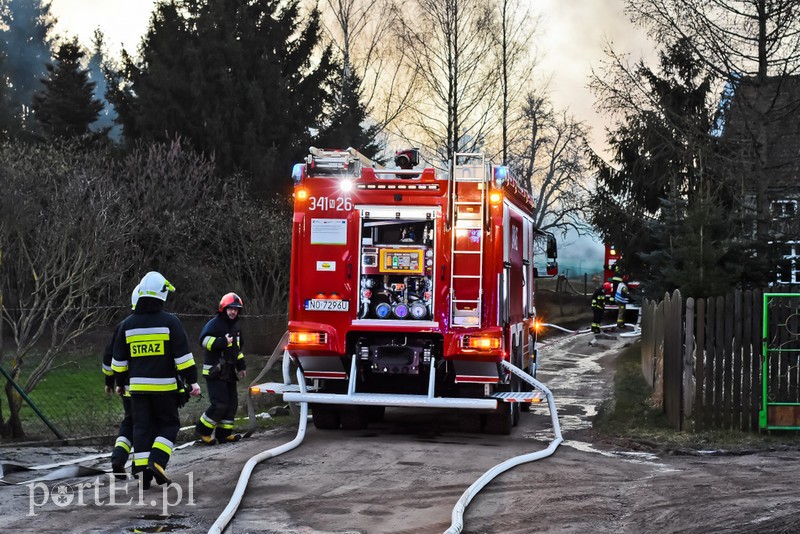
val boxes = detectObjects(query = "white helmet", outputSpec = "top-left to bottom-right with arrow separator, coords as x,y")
138,271 -> 175,302
130,284 -> 140,310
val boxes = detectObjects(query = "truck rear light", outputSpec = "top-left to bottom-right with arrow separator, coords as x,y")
489,191 -> 503,205
462,335 -> 501,351
289,331 -> 327,345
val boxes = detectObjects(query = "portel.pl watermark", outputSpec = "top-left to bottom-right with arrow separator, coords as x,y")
27,473 -> 196,517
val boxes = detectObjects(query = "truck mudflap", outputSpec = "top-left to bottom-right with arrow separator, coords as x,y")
249,353 -> 544,409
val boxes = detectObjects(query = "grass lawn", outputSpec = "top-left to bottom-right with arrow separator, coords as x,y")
6,350 -> 287,442
594,343 -> 800,452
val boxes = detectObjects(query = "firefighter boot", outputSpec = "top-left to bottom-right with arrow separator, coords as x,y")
148,462 -> 171,486
135,469 -> 153,490
220,433 -> 242,443
196,433 -> 217,445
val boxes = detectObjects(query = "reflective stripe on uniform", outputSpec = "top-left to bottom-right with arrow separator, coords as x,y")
125,327 -> 170,338
152,436 -> 174,457
129,376 -> 177,392
174,352 -> 195,370
219,420 -> 234,430
102,364 -> 113,376
202,364 -> 212,376
115,436 -> 132,453
200,413 -> 217,429
133,451 -> 150,467
237,352 -> 244,361
203,336 -> 216,351
111,358 -> 128,372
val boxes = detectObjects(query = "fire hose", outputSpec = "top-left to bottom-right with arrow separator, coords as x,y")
209,357 -> 564,534
208,367 -> 309,534
443,359 -> 563,534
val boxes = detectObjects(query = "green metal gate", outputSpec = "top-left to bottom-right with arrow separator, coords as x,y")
760,293 -> 800,430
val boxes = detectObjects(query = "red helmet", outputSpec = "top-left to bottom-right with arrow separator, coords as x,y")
603,282 -> 612,292
219,292 -> 244,312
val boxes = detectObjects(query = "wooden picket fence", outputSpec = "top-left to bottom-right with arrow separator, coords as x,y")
640,289 -> 768,432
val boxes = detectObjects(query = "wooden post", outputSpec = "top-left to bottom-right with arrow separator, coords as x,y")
741,290 -> 753,432
714,296 -> 725,428
694,298 -> 706,431
705,297 -> 715,430
684,297 -> 695,426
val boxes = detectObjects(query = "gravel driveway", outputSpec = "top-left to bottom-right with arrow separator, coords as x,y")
3,331 -> 800,533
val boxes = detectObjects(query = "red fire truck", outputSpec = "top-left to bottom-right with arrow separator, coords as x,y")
251,148 -> 558,434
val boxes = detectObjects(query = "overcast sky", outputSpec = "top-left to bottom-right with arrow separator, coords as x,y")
48,0 -> 655,271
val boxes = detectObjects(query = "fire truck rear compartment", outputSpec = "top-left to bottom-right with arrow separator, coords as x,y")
351,333 -> 442,395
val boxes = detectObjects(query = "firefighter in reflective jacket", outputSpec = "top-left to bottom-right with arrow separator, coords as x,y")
195,293 -> 247,445
615,275 -> 630,328
590,282 -> 611,333
112,272 -> 201,488
102,284 -> 139,479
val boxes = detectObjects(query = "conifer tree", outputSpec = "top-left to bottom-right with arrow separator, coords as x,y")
0,0 -> 54,134
314,67 -> 382,160
32,39 -> 103,139
86,30 -> 118,140
109,0 -> 338,195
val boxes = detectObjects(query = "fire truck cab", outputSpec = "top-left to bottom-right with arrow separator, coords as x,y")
252,148 -> 558,434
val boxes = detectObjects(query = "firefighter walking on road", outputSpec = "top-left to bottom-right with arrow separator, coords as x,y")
590,282 -> 611,334
195,293 -> 247,445
113,272 -> 201,488
102,284 -> 139,479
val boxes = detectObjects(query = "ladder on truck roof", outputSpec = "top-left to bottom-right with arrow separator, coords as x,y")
450,153 -> 486,328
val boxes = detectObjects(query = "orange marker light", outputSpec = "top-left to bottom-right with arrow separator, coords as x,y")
464,335 -> 501,351
295,187 -> 309,201
489,191 -> 502,205
289,331 -> 325,345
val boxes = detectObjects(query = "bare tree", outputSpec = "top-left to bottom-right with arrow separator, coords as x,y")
0,142 -> 133,437
510,91 -> 592,238
113,138 -> 221,312
392,0 -> 499,164
321,0 -> 416,138
491,0 -> 538,164
206,190 -> 293,316
623,0 -> 800,241
626,0 -> 800,79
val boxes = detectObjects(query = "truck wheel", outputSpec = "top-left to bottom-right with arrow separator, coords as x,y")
311,404 -> 340,430
367,405 -> 386,422
340,407 -> 369,430
485,403 -> 512,435
458,410 -> 483,433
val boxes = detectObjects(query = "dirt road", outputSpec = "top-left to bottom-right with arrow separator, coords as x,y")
3,330 -> 800,533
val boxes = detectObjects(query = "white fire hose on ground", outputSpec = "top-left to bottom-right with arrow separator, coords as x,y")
208,368 -> 309,534
210,358 -> 563,534
443,359 -> 563,534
